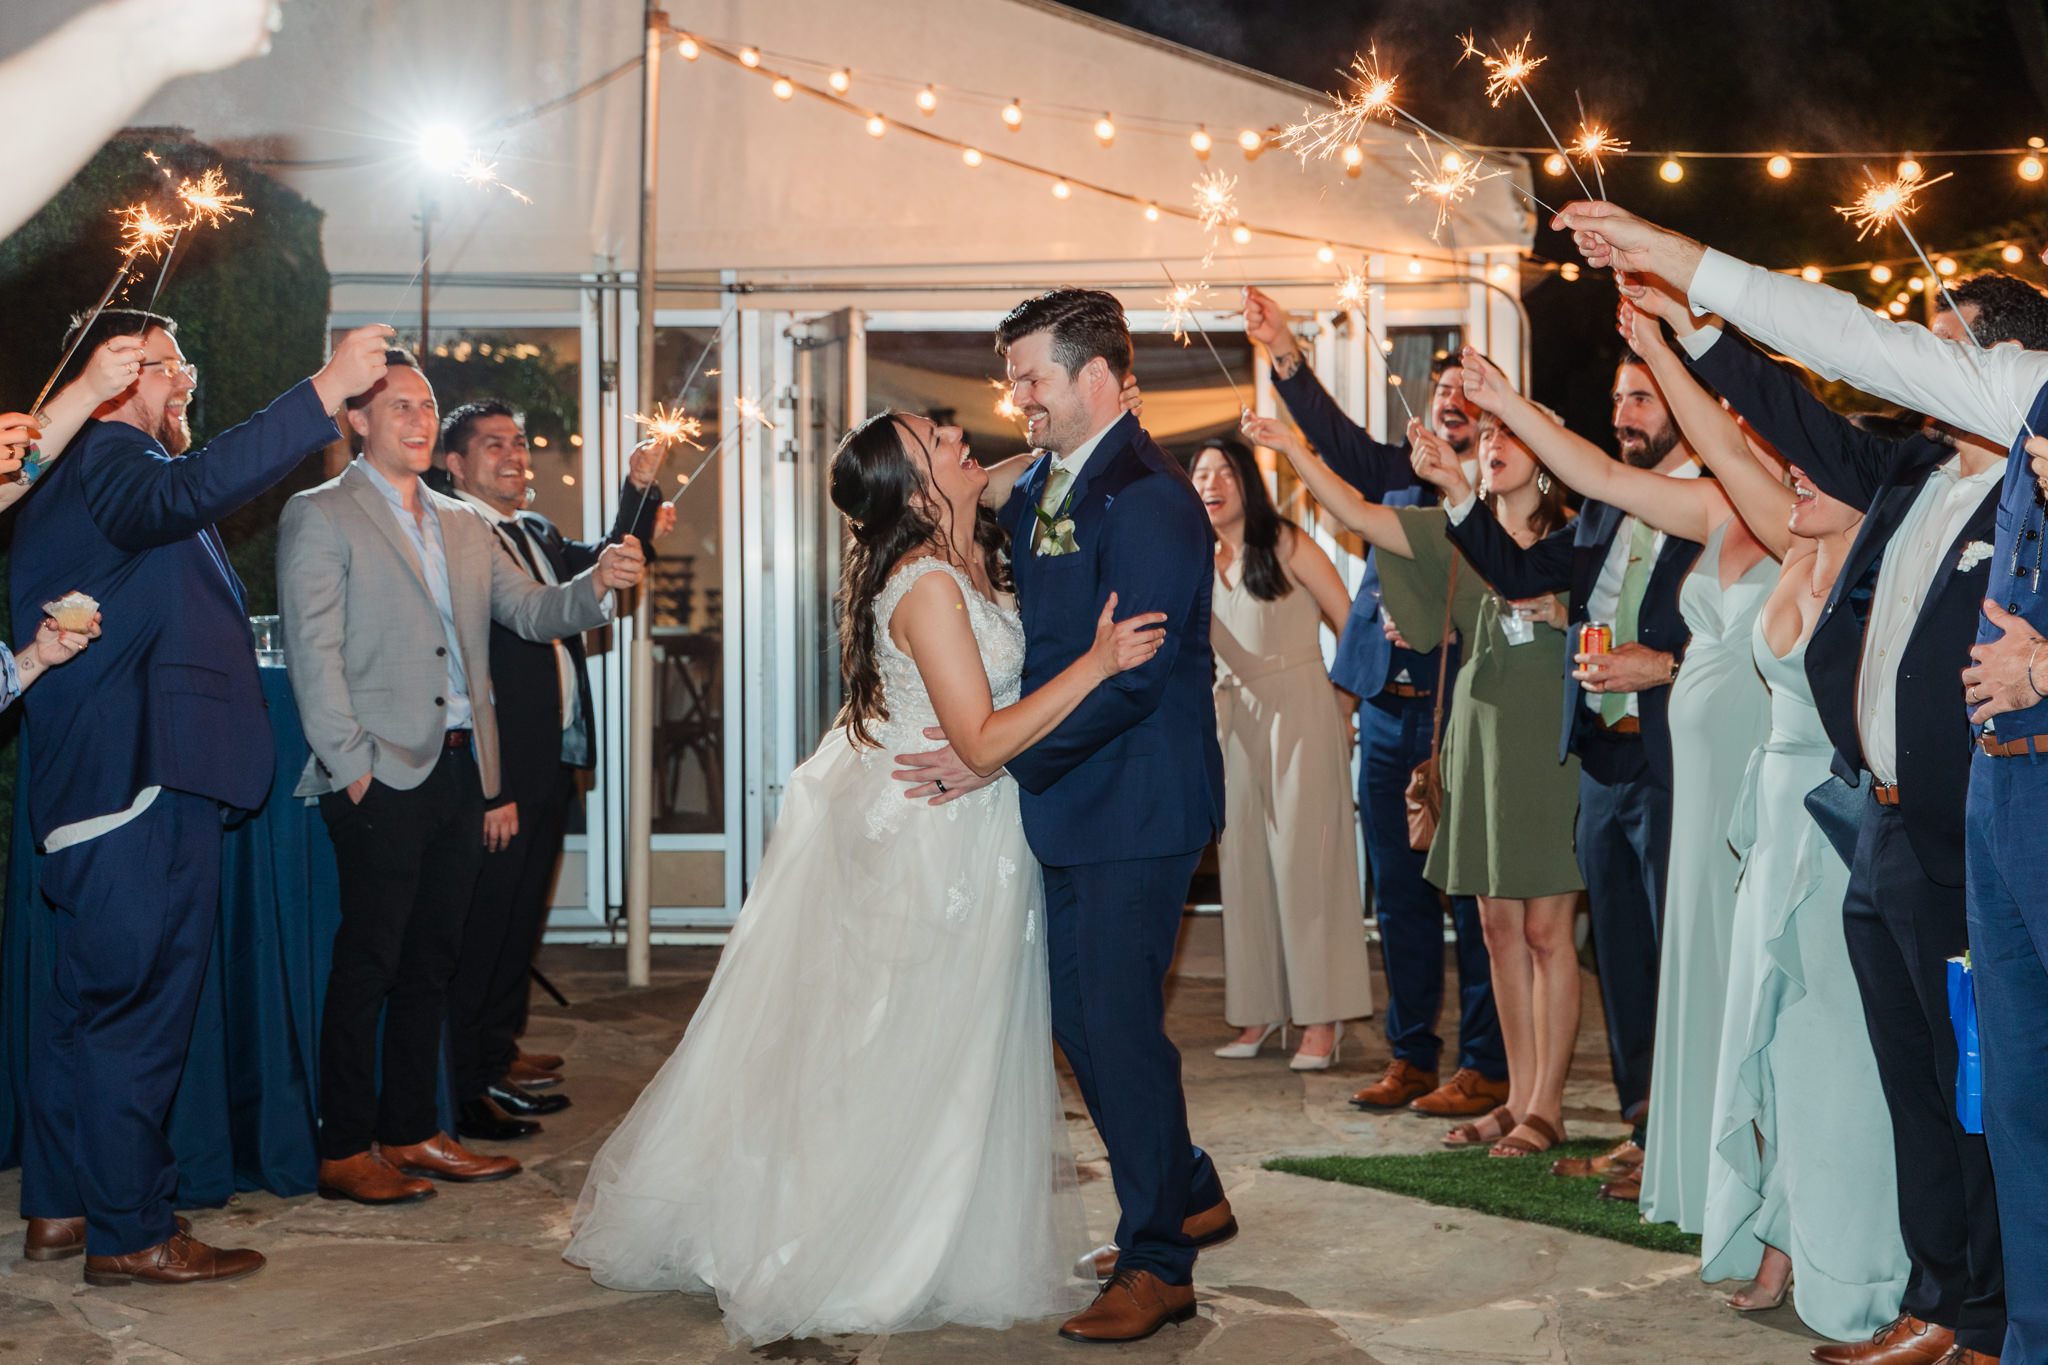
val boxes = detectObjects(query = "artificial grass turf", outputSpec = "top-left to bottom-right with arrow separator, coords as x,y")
1265,1140 -> 1702,1257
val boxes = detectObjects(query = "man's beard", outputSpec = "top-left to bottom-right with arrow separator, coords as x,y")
1615,420 -> 1678,469
1438,425 -> 1474,457
154,409 -> 192,456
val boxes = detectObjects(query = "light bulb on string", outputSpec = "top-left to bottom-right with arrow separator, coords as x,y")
1051,179 -> 1072,200
772,77 -> 793,101
1191,126 -> 1213,157
1659,158 -> 1684,183
1909,276 -> 1926,292
961,147 -> 982,167
1543,152 -> 1567,176
1002,100 -> 1023,130
2022,154 -> 2045,182
1231,223 -> 1252,244
827,69 -> 851,95
676,34 -> 700,60
1767,154 -> 1792,179
1937,256 -> 1958,276
2005,244 -> 2027,264
1559,262 -> 1580,281
1871,263 -> 1893,283
866,116 -> 886,139
1316,243 -> 1336,264
1889,300 -> 1908,315
738,46 -> 760,67
1342,145 -> 1363,177
1897,156 -> 1922,182
1094,114 -> 1117,145
1238,128 -> 1262,153
917,86 -> 938,114
1801,265 -> 1823,282
1143,202 -> 1160,221
1440,149 -> 1464,173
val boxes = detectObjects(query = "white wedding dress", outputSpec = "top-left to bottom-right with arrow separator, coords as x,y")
566,558 -> 1091,1344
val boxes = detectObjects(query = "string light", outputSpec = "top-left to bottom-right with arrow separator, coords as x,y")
917,85 -> 938,114
1871,263 -> 1893,282
1937,256 -> 1958,275
1238,128 -> 1262,153
1888,300 -> 1908,315
828,68 -> 851,95
1909,276 -> 1926,292
1316,243 -> 1336,264
1191,126 -> 1212,157
1801,265 -> 1823,282
1094,114 -> 1116,146
1491,261 -> 1513,282
1659,158 -> 1684,183
1767,153 -> 1792,179
1898,156 -> 1922,181
677,34 -> 700,60
2005,244 -> 2027,264
1052,179 -> 1071,199
961,146 -> 982,167
1543,152 -> 1567,176
1001,99 -> 1023,130
1342,144 -> 1364,176
1143,202 -> 1160,221
772,77 -> 794,100
2022,154 -> 2045,182
1559,262 -> 1580,281
1440,149 -> 1464,173
1231,223 -> 1252,244
738,46 -> 760,67
865,115 -> 886,138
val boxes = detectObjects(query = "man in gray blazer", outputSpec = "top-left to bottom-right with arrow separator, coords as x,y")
278,350 -> 644,1207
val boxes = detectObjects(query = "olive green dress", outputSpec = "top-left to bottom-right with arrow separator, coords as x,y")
1376,506 -> 1584,899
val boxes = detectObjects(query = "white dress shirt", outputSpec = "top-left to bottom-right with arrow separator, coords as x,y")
1447,464 -> 1700,719
1688,247 -> 2048,447
1045,413 -> 1125,490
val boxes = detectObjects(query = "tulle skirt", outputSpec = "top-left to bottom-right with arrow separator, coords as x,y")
564,725 -> 1092,1344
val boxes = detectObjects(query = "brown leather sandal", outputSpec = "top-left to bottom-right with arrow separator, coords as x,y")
1442,1104 -> 1516,1150
1488,1114 -> 1564,1158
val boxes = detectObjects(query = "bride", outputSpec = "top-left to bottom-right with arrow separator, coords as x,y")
565,410 -> 1165,1343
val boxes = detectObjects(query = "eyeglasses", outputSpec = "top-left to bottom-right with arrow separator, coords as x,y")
138,360 -> 199,384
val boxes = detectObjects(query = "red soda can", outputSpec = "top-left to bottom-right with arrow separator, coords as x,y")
1579,622 -> 1613,656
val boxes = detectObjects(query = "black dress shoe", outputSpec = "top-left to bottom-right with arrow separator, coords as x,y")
485,1080 -> 571,1117
457,1097 -> 541,1142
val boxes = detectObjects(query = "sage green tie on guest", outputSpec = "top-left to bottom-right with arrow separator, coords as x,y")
1035,462 -> 1074,552
1601,515 -> 1658,725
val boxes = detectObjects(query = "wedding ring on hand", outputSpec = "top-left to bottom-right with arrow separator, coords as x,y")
935,779 -> 948,794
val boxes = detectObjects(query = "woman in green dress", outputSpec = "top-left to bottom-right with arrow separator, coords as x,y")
1241,408 -> 1584,1160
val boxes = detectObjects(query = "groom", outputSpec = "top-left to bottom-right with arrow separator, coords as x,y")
896,288 -> 1228,1342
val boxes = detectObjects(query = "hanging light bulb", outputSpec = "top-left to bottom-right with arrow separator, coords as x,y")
1492,262 -> 1513,282
1659,158 -> 1684,183
916,85 -> 938,115
1191,125 -> 1213,157
1002,99 -> 1023,130
1238,128 -> 1262,153
676,34 -> 700,60
1897,156 -> 1922,182
1231,223 -> 1252,244
738,46 -> 760,67
1559,262 -> 1580,282
1543,152 -> 1568,177
1801,265 -> 1823,282
1440,149 -> 1464,173
772,77 -> 794,101
1909,276 -> 1926,292
2022,154 -> 2046,183
1888,299 -> 1908,315
1870,263 -> 1893,283
1766,153 -> 1792,179
1406,258 -> 1423,275
1342,144 -> 1364,169
1051,179 -> 1072,199
961,147 -> 982,167
1095,114 -> 1116,145
866,115 -> 886,139
2005,244 -> 2027,264
828,68 -> 851,95
1143,202 -> 1160,222
1316,243 -> 1336,264
1937,256 -> 1958,276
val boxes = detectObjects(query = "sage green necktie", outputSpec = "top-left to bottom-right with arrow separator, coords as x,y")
1035,462 -> 1074,551
1601,516 -> 1658,724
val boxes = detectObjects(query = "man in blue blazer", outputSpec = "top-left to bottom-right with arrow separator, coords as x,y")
1667,283 -> 2027,1363
895,290 -> 1224,1343
1240,286 -> 1506,1118
11,309 -> 392,1284
1434,354 -> 1702,1179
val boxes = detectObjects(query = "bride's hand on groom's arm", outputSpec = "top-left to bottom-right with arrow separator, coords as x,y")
1089,591 -> 1167,680
892,728 -> 1001,806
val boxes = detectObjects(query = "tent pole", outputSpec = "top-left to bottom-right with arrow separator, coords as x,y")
626,3 -> 664,988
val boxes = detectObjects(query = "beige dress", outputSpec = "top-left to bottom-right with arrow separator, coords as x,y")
1212,555 -> 1375,1027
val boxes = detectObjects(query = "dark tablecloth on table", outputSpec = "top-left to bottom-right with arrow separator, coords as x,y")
0,666 -> 450,1205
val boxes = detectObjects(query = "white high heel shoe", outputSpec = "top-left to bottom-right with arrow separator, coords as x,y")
1214,1022 -> 1286,1059
1289,1023 -> 1343,1072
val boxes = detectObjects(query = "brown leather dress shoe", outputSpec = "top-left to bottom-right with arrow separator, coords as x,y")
1930,1349 -> 1998,1365
1059,1269 -> 1197,1342
1809,1314 -> 1955,1365
507,1057 -> 561,1089
1081,1195 -> 1239,1278
381,1132 -> 520,1183
25,1215 -> 189,1262
317,1151 -> 436,1205
83,1231 -> 264,1287
1349,1058 -> 1438,1110
1550,1138 -> 1644,1179
1408,1067 -> 1512,1117
518,1048 -> 565,1072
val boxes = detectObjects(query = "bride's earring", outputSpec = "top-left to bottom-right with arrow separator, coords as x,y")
1536,471 -> 1552,496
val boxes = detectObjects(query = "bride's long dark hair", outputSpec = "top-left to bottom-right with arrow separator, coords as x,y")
830,411 -> 1012,748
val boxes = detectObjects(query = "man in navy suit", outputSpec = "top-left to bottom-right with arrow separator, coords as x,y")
1239,286 -> 1506,1117
1656,275 -> 2038,1364
1431,351 -> 1703,1188
896,289 -> 1225,1343
11,309 -> 391,1284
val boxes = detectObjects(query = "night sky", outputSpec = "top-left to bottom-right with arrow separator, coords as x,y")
1064,0 -> 2048,434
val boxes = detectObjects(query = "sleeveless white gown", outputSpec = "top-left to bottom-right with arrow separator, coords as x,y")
565,559 -> 1091,1344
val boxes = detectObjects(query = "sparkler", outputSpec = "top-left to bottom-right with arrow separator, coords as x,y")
1160,280 -> 1208,344
1405,140 -> 1504,238
1159,264 -> 1248,414
146,167 -> 256,316
991,378 -> 1024,425
1334,265 -> 1369,311
1192,170 -> 1237,232
30,196 -> 191,415
1279,48 -> 1399,163
455,150 -> 534,205
630,402 -> 705,450
1568,105 -> 1627,202
734,394 -> 777,431
1458,32 -> 1594,204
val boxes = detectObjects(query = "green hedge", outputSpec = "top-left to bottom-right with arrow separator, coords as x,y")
0,135 -> 331,875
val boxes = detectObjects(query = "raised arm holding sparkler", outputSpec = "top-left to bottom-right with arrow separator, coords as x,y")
0,335 -> 148,507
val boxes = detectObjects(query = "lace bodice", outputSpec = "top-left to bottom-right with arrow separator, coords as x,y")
869,558 -> 1025,752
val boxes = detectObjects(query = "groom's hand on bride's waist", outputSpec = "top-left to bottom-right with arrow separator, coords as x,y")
892,726 -> 1002,805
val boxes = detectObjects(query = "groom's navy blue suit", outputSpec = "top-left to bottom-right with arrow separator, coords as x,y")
1002,411 -> 1225,1286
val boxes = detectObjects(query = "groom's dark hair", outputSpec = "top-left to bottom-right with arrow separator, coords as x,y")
995,288 -> 1132,382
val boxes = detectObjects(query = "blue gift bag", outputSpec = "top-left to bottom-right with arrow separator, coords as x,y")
1947,955 -> 1984,1136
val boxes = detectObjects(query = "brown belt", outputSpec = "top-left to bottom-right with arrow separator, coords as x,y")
1873,782 -> 1901,806
1978,732 -> 2048,758
1597,715 -> 1641,735
1381,682 -> 1431,700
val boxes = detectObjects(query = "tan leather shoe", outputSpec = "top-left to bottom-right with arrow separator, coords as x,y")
1348,1058 -> 1438,1110
1058,1269 -> 1197,1342
1408,1067 -> 1512,1117
1550,1138 -> 1643,1178
1080,1195 -> 1239,1278
507,1057 -> 561,1089
317,1151 -> 436,1205
83,1231 -> 263,1287
1930,1349 -> 1999,1365
1809,1314 -> 1955,1364
381,1132 -> 520,1183
25,1215 -> 188,1262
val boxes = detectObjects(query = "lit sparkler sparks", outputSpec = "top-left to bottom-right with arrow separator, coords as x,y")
1835,169 -> 1954,240
1334,265 -> 1369,311
455,150 -> 534,205
173,167 -> 252,229
1160,280 -> 1209,344
631,403 -> 705,449
990,378 -> 1024,424
734,395 -> 777,431
1192,170 -> 1238,231
116,204 -> 179,259
1461,31 -> 1545,108
1280,47 -> 1398,163
1570,123 -> 1627,173
1405,142 -> 1503,238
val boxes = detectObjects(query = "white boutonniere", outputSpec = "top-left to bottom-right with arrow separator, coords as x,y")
1034,488 -> 1079,556
1957,540 -> 1993,573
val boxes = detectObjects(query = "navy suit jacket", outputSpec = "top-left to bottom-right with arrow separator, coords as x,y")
1000,413 -> 1224,866
1271,364 -> 1455,696
1689,330 -> 1995,887
11,380 -> 339,842
1447,497 -> 1699,788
